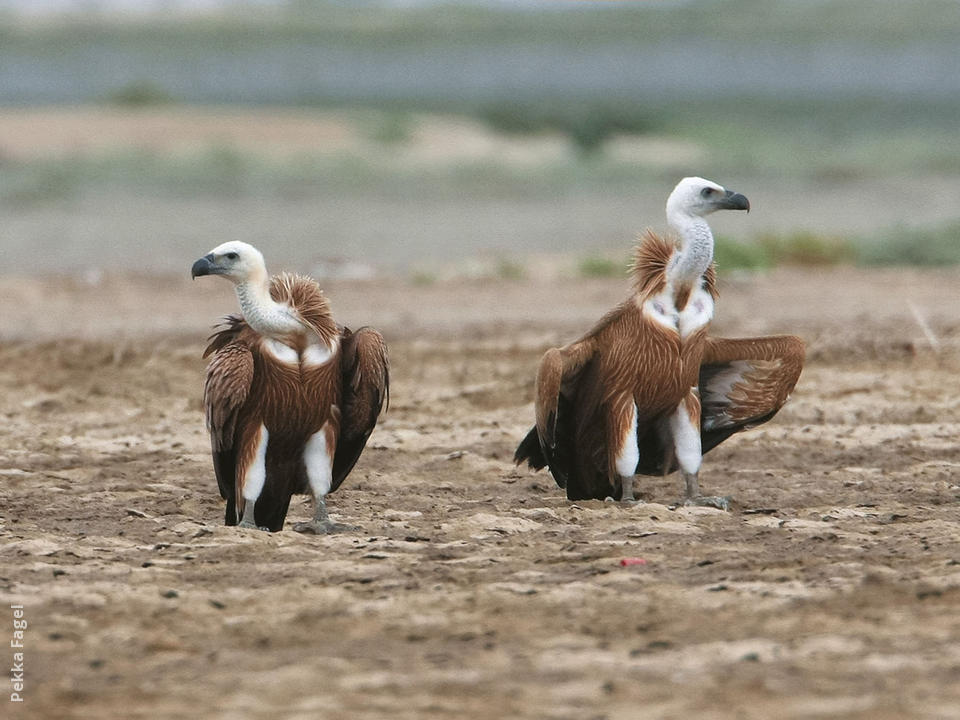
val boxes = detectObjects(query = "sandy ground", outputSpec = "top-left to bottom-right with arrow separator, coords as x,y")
2,268 -> 960,719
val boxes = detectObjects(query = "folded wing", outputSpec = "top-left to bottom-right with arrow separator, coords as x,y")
331,326 -> 390,492
514,337 -> 603,492
202,317 -> 255,523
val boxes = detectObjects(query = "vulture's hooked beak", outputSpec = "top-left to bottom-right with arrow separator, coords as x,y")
717,190 -> 750,213
191,254 -> 216,279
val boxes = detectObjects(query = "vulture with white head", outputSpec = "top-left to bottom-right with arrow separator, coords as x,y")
192,242 -> 388,532
515,177 -> 804,508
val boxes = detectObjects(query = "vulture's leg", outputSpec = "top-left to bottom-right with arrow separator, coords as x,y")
611,399 -> 640,503
238,424 -> 270,530
670,391 -> 730,511
294,424 -> 343,534
238,501 -> 259,529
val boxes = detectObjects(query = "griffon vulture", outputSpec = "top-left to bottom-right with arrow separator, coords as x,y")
192,242 -> 388,533
515,177 -> 804,508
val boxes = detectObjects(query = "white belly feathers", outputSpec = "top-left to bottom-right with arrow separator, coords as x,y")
262,336 -> 339,367
642,283 -> 714,340
678,286 -> 714,340
263,338 -> 300,365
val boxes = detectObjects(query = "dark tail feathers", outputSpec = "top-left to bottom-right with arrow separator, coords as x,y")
514,426 -> 546,470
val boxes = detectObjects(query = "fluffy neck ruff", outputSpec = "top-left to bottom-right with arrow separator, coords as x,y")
234,267 -> 307,341
632,230 -> 718,305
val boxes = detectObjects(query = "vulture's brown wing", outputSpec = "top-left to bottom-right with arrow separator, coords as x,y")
331,326 -> 389,492
515,334 -> 604,497
203,319 -> 255,514
698,335 -> 805,454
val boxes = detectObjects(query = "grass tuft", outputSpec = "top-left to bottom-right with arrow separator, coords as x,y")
761,231 -> 856,267
105,80 -> 177,107
578,254 -> 625,278
713,235 -> 771,273
409,270 -> 437,287
477,99 -> 661,155
496,258 -> 526,281
713,232 -> 856,273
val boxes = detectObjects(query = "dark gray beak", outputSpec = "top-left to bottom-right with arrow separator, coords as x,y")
191,254 -> 216,279
717,190 -> 750,212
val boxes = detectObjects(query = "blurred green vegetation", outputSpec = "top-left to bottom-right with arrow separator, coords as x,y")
713,236 -> 772,273
105,80 -> 177,107
578,254 -> 628,278
716,226 -> 960,272
858,223 -> 960,267
762,232 -> 857,267
3,144 -> 959,270
478,100 -> 662,156
496,258 -> 526,281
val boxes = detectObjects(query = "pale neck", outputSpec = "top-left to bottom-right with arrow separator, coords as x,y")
666,213 -> 713,290
234,272 -> 305,339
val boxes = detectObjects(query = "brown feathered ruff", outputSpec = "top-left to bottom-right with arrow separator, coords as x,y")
271,272 -> 339,347
630,230 -> 718,308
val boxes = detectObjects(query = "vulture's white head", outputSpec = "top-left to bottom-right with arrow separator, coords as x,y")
666,176 -> 750,222
191,241 -> 268,285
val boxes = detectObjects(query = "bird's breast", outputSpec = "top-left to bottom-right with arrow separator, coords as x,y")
641,293 -> 680,334
302,335 -> 340,367
262,337 -> 300,365
261,335 -> 340,370
641,285 -> 714,342
255,338 -> 341,434
677,287 -> 714,341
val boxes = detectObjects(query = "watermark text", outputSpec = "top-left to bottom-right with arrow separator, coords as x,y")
10,605 -> 25,703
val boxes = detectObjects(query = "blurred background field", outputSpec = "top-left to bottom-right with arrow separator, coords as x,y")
1,0 -> 959,281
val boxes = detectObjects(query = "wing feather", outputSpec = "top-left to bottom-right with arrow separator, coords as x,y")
698,335 -> 805,453
331,326 -> 389,492
203,321 -> 255,505
515,331 -> 604,494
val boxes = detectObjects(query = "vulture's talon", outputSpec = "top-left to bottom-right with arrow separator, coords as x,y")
684,495 -> 732,512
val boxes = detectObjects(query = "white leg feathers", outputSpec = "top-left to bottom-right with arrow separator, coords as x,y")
671,392 -> 731,511
614,401 -> 640,502
237,424 -> 269,528
295,422 -> 343,535
243,424 -> 270,503
615,402 -> 640,479
669,399 -> 702,477
303,425 -> 334,500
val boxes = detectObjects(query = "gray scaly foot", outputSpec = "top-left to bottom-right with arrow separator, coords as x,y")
293,496 -> 358,534
604,476 -> 639,504
681,471 -> 732,511
683,495 -> 732,512
237,501 -> 269,531
293,518 -> 338,534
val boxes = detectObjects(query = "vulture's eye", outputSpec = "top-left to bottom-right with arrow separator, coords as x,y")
701,187 -> 716,197
225,252 -> 239,260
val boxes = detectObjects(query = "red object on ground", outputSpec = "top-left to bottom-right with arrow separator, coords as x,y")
619,558 -> 648,567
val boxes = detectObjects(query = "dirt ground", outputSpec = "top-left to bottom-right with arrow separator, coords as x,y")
2,267 -> 960,720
